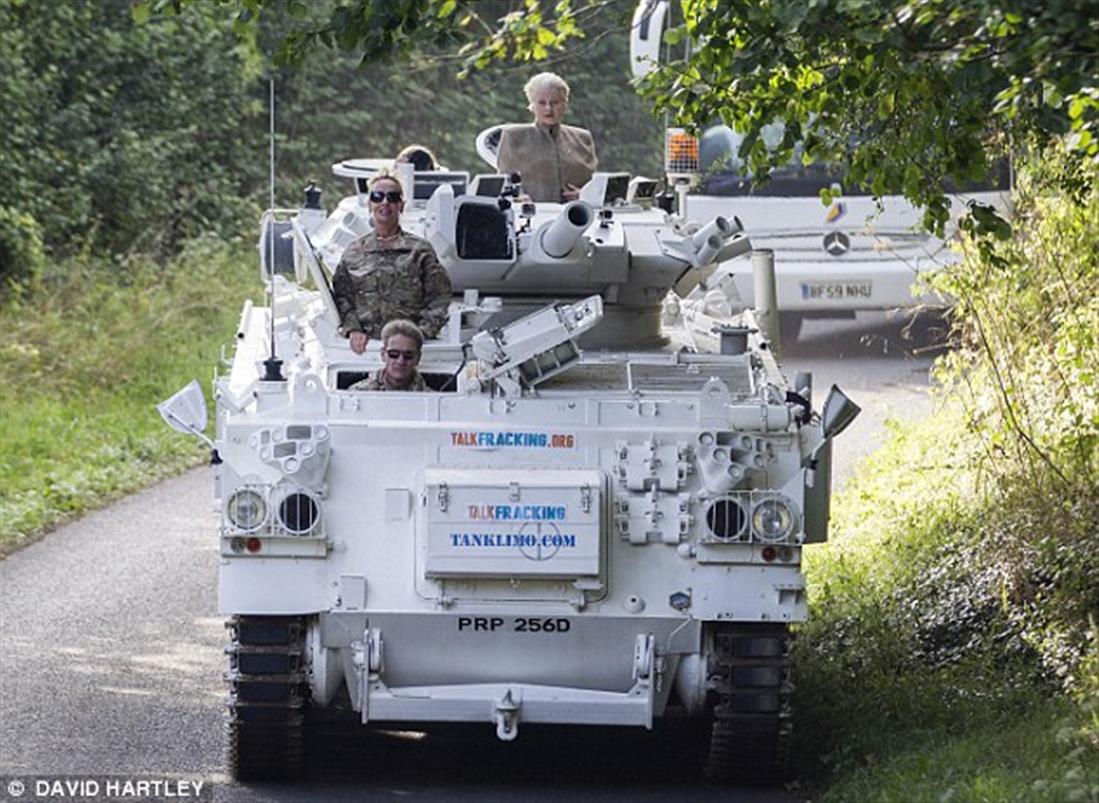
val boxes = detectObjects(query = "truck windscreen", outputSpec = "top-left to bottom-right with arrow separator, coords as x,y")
698,125 -> 1010,197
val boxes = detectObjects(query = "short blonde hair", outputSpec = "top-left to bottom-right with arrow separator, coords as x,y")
380,319 -> 424,350
368,169 -> 402,191
524,72 -> 570,103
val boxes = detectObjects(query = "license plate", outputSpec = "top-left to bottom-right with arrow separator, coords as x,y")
800,281 -> 873,301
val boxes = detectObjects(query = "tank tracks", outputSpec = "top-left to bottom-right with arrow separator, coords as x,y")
225,615 -> 308,781
703,623 -> 792,784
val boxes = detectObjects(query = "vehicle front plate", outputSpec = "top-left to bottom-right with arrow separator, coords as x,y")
800,281 -> 873,301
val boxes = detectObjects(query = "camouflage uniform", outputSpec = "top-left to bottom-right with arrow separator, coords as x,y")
332,230 -> 452,339
496,123 -> 597,203
349,369 -> 429,392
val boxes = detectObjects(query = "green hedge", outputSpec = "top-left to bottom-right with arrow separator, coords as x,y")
0,238 -> 258,552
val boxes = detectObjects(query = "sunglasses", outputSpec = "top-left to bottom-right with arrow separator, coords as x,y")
369,189 -> 403,204
385,349 -> 420,362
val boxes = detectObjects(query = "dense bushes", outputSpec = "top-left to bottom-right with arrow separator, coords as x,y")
792,154 -> 1098,798
930,151 -> 1098,698
271,31 -> 663,212
0,0 -> 266,281
0,206 -> 46,282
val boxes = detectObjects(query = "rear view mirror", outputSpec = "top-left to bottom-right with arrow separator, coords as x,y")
821,385 -> 861,440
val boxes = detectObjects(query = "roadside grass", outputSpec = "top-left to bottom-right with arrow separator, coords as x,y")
814,697 -> 1098,803
790,405 -> 1098,800
786,154 -> 1098,801
0,238 -> 259,554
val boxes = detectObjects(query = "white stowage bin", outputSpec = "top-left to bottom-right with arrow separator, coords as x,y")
421,467 -> 604,578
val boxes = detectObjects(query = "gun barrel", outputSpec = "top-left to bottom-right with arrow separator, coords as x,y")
715,235 -> 752,263
695,233 -> 724,267
539,201 -> 594,258
691,215 -> 741,249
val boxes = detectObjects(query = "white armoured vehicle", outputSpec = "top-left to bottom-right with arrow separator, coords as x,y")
160,147 -> 859,784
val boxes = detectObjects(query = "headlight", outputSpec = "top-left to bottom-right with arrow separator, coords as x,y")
277,491 -> 320,535
704,496 -> 749,542
227,489 -> 267,532
752,498 -> 795,543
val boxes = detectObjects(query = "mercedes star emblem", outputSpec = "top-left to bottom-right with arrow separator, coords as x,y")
823,230 -> 850,257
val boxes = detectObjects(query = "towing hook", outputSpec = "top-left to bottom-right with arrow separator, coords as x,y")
494,689 -> 520,741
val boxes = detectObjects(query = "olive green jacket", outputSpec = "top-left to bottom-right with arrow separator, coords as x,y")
349,368 -> 428,392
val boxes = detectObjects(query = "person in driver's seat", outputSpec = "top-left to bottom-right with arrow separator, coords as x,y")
496,72 -> 597,203
350,319 -> 430,392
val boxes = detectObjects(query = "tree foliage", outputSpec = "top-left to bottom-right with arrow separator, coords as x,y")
155,0 -> 1099,236
932,152 -> 1098,494
269,23 -> 662,208
0,0 -> 266,281
640,0 -> 1099,234
142,0 -> 664,188
136,0 -> 625,71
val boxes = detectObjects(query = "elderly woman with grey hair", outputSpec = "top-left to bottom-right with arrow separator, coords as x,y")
496,71 -> 598,203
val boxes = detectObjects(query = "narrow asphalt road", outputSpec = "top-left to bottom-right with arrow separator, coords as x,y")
0,312 -> 941,803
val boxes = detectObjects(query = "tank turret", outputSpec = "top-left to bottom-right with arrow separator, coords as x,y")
308,161 -> 749,348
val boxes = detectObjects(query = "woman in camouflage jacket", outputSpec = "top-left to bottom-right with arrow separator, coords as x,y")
332,171 -> 452,354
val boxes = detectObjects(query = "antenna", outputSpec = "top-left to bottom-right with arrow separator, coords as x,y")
262,76 -> 284,382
